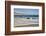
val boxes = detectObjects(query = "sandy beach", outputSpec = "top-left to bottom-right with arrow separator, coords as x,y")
14,17 -> 39,27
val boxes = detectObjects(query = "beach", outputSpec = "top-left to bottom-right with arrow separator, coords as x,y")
14,16 -> 39,27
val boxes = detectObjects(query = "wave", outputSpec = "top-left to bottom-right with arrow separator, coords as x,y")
14,15 -> 39,18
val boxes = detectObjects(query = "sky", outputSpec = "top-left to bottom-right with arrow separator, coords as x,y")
14,8 -> 39,15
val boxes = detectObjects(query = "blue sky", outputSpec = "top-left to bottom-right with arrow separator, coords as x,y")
14,8 -> 39,15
